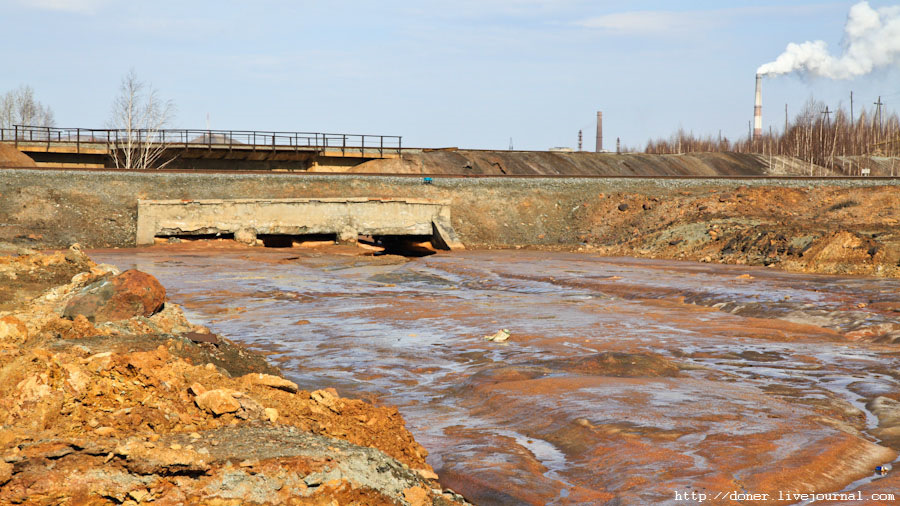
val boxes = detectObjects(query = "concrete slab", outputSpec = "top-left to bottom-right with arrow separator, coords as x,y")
136,197 -> 464,250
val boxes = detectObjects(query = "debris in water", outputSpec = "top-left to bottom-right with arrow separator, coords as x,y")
484,329 -> 511,342
876,464 -> 892,476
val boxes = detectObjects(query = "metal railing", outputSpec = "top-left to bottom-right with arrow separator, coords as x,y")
0,125 -> 402,157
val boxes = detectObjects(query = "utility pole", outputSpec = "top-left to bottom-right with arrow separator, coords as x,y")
874,96 -> 884,134
616,137 -> 621,154
822,106 -> 832,124
578,129 -> 582,151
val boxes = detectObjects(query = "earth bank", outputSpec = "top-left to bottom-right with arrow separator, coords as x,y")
0,169 -> 897,278
0,244 -> 469,505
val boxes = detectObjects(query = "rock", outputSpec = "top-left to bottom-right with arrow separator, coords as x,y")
617,203 -> 629,211
194,389 -> 241,416
64,244 -> 89,265
184,331 -> 220,344
265,407 -> 279,423
235,228 -> 258,245
242,373 -> 299,393
403,485 -> 430,506
311,389 -> 341,413
415,468 -> 439,481
94,427 -> 116,437
91,264 -> 121,277
484,329 -> 511,342
0,316 -> 28,343
63,270 -> 166,323
128,490 -> 149,502
0,461 -> 11,485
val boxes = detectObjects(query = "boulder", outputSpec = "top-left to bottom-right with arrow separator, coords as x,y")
195,389 -> 242,416
0,316 -> 28,343
241,373 -> 299,393
63,270 -> 166,323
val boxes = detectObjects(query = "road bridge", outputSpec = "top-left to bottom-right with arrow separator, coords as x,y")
1,125 -> 401,171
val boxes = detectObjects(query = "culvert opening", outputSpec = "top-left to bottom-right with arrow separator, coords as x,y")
157,233 -> 234,244
258,234 -> 338,248
372,235 -> 438,257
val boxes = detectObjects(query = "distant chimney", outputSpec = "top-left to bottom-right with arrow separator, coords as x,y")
753,74 -> 762,140
595,111 -> 603,152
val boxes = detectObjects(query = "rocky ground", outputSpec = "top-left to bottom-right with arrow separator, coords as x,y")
564,185 -> 900,278
0,244 -> 470,505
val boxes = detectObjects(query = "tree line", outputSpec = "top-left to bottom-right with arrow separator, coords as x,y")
1,70 -> 174,169
0,85 -> 55,130
645,98 -> 900,171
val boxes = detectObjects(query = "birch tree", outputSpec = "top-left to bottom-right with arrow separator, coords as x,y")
0,85 -> 56,129
108,69 -> 175,169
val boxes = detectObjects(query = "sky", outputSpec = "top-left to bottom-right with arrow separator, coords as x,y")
2,0 -> 899,150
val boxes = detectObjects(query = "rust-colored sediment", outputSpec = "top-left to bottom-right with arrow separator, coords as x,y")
0,246 -> 468,505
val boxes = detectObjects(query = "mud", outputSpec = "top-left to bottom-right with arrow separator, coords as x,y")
89,245 -> 900,505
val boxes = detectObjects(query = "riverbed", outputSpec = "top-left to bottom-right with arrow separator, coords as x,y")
92,246 -> 900,505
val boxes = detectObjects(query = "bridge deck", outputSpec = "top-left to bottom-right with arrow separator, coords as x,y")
1,126 -> 402,162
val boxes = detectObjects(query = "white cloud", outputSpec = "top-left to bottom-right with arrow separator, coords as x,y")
577,10 -> 701,35
576,4 -> 841,36
20,0 -> 108,13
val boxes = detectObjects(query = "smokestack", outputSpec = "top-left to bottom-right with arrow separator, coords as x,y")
595,111 -> 603,152
753,74 -> 762,140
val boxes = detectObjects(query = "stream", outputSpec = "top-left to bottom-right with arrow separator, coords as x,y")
92,247 -> 900,505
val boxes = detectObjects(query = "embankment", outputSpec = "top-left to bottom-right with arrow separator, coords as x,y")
0,168 -> 897,276
344,151 -> 896,177
344,151 -> 784,176
0,244 -> 469,505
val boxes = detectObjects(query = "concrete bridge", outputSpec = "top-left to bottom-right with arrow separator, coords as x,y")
136,197 -> 464,250
1,125 -> 401,171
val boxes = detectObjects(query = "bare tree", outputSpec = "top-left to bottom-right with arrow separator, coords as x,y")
0,85 -> 56,129
645,95 -> 900,171
108,69 -> 175,169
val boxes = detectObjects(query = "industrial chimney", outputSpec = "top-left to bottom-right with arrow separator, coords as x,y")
753,74 -> 762,140
595,111 -> 603,152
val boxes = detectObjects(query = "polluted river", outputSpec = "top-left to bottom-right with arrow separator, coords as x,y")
91,245 -> 900,505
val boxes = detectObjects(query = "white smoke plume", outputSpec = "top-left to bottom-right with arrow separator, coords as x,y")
757,1 -> 900,79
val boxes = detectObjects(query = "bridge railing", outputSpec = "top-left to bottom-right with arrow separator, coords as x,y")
0,125 -> 402,157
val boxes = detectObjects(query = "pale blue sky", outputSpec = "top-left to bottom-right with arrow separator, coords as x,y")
2,0 -> 898,150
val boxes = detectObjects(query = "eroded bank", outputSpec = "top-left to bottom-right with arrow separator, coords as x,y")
1,169 -> 897,276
